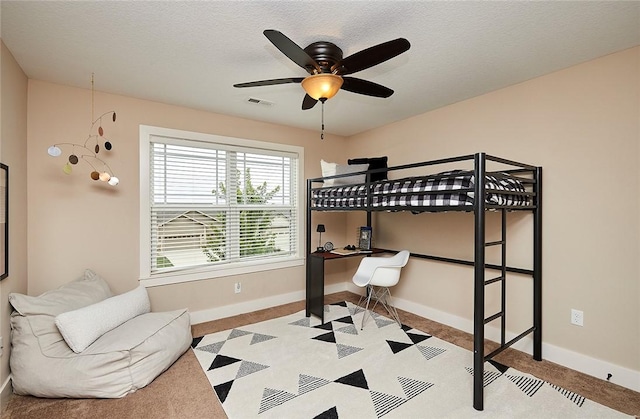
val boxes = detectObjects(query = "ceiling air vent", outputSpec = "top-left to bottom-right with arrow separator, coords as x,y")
246,97 -> 274,106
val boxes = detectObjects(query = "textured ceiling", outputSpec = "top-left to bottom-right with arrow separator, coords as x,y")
2,1 -> 639,137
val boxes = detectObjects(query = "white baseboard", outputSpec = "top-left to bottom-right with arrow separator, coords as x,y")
389,293 -> 640,393
539,342 -> 640,393
1,374 -> 12,412
192,285 -> 640,393
189,282 -> 347,325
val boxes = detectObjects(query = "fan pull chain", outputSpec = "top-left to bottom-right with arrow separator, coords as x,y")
320,98 -> 328,140
321,100 -> 325,140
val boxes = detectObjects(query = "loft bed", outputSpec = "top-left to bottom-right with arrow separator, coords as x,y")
305,152 -> 542,411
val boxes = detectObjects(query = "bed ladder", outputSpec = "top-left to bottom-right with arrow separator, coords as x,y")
482,209 -> 508,348
473,153 -> 513,411
473,154 -> 542,412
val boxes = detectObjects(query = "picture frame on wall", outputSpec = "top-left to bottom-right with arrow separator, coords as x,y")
0,164 -> 8,280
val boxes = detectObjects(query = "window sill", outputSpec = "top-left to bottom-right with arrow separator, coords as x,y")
139,257 -> 305,288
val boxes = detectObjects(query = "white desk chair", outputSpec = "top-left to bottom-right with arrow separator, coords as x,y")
352,250 -> 410,330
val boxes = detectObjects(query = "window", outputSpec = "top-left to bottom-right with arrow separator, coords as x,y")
140,126 -> 304,286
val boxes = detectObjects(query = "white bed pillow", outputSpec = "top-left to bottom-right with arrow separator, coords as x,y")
333,163 -> 369,185
55,285 -> 151,353
320,159 -> 338,186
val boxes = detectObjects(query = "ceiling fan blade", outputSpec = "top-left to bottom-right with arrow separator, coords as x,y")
302,94 -> 318,110
234,77 -> 304,88
264,30 -> 320,74
341,77 -> 394,98
336,38 -> 410,75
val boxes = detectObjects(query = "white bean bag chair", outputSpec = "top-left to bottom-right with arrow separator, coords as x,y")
9,270 -> 191,398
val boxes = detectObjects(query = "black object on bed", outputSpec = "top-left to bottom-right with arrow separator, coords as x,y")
347,156 -> 388,182
305,152 -> 542,412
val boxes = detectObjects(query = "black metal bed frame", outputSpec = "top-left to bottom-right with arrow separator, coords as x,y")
305,152 -> 542,411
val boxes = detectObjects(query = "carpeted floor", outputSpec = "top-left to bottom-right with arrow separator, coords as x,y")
2,291 -> 639,418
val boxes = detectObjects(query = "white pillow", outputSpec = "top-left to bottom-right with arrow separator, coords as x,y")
333,163 -> 369,185
320,159 -> 338,186
55,285 -> 151,353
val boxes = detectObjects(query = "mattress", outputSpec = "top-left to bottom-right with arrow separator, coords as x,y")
311,170 -> 530,210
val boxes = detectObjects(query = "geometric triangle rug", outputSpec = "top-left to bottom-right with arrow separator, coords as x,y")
192,301 -> 631,418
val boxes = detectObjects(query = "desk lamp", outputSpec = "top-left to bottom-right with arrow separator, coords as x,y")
316,224 -> 326,252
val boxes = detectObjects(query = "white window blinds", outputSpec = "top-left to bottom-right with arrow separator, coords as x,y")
143,130 -> 300,281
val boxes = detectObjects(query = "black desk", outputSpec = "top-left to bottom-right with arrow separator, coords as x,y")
306,249 -> 386,323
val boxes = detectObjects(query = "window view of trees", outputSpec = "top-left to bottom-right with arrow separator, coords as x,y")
202,168 -> 283,262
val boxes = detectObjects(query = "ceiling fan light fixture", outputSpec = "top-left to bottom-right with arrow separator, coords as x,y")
301,74 -> 343,100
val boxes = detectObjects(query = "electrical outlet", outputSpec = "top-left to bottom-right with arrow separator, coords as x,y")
571,309 -> 584,326
234,282 -> 242,294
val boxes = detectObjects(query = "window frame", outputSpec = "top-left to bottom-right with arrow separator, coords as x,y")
139,125 -> 305,287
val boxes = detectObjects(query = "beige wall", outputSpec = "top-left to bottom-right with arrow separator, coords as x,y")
26,79 -> 349,312
346,47 -> 640,372
0,41 -> 29,407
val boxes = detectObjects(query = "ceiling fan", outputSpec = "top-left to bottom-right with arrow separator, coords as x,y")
234,30 -> 411,110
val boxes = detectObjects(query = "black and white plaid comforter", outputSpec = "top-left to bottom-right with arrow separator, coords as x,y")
311,170 -> 530,210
